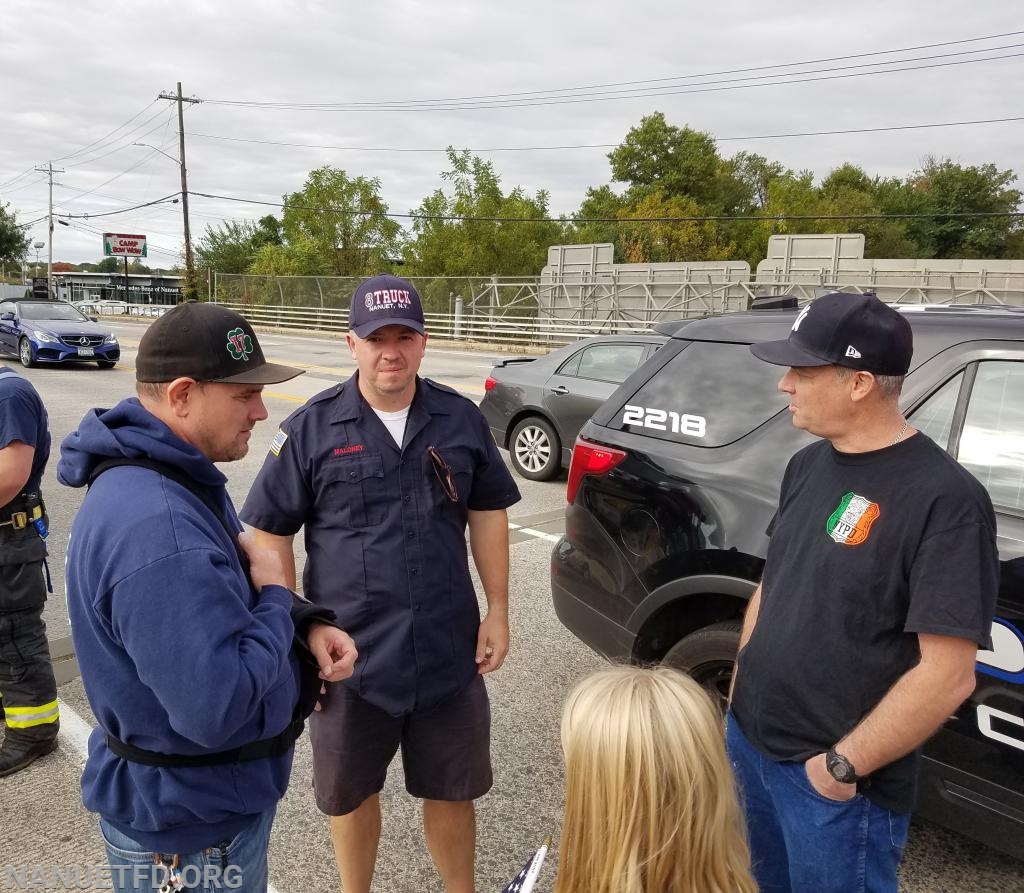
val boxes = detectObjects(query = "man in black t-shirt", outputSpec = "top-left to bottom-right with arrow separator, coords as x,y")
727,293 -> 999,893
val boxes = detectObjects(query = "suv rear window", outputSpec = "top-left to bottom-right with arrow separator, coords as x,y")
614,341 -> 788,447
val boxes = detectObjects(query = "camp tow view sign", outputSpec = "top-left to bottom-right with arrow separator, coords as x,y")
103,233 -> 148,258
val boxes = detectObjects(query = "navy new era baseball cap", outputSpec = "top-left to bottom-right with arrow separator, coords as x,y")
348,274 -> 425,338
750,292 -> 913,376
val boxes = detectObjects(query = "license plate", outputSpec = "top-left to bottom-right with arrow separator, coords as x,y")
77,347 -> 94,357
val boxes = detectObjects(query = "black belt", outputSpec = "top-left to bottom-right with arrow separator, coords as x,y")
0,504 -> 44,530
104,717 -> 304,768
0,491 -> 45,530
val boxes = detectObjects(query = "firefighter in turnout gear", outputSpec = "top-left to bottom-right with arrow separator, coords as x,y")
0,364 -> 58,776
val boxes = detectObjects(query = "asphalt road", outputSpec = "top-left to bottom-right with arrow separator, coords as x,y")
3,319 -> 1022,893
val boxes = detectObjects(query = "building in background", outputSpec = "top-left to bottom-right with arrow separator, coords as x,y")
51,272 -> 183,307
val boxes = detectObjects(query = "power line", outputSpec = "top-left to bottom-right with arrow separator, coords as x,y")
1,175 -> 51,197
3,112 -> 176,202
204,35 -> 1024,111
0,167 -> 42,193
189,189 -> 1024,224
16,216 -> 48,230
207,30 -> 1024,106
1,104 -> 172,195
51,99 -> 162,163
59,147 -> 175,207
57,194 -> 181,220
199,50 -> 1024,112
188,114 -> 1024,155
62,109 -> 177,170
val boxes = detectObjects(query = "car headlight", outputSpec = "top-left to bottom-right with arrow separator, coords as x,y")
103,334 -> 118,345
32,330 -> 58,343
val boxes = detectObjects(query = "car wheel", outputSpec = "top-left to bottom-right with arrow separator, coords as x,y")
662,620 -> 741,715
18,338 -> 35,369
510,416 -> 561,481
97,360 -> 116,369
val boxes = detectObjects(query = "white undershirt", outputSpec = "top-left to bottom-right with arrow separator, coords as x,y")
371,405 -> 411,448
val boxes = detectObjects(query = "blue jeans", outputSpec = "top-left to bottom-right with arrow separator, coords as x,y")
726,715 -> 910,893
98,808 -> 275,892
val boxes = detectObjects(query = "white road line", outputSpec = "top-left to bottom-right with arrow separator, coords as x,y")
57,699 -> 285,893
58,698 -> 93,759
508,523 -> 561,543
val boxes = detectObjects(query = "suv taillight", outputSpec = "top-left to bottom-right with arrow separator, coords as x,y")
566,438 -> 627,504
484,376 -> 497,391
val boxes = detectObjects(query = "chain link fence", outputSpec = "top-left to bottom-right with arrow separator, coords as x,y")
206,264 -> 1024,350
213,273 -> 503,316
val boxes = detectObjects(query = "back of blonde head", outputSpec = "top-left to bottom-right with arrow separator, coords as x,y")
553,666 -> 756,893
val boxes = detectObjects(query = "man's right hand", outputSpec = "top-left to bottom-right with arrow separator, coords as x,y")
239,531 -> 289,591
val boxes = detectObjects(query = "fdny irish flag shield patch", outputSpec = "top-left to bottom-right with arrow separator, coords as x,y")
826,492 -> 880,546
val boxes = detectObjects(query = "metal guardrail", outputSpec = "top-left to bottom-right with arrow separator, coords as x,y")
210,302 -> 654,347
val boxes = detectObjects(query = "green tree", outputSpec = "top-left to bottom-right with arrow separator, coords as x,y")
818,165 -> 915,258
885,158 -> 1023,258
281,166 -> 403,277
0,202 -> 30,267
729,152 -> 788,211
564,185 -> 628,258
608,114 -> 725,207
607,113 -> 755,218
254,214 -> 282,247
248,240 -> 329,276
96,257 -> 121,273
404,149 -> 563,280
719,152 -> 792,266
195,220 -> 266,275
616,190 -> 735,263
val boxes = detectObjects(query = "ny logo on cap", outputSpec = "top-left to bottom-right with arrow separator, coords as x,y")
226,327 -> 253,361
791,304 -> 811,333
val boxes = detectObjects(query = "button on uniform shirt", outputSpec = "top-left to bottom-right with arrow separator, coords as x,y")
241,374 -> 521,716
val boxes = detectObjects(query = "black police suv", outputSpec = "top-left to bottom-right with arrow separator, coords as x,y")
551,303 -> 1024,858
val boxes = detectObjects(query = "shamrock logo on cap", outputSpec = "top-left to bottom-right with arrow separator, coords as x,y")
226,327 -> 253,361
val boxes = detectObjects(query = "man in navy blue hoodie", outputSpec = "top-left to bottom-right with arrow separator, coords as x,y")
58,302 -> 357,893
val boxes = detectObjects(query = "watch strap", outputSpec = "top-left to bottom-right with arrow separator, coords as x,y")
825,747 -> 859,784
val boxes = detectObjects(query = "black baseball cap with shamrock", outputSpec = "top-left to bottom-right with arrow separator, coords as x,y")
135,301 -> 303,385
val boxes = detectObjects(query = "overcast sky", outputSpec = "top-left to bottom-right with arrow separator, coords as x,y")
2,1 -> 1022,267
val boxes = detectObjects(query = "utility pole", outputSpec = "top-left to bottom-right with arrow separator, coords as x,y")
34,161 -> 64,300
158,83 -> 201,300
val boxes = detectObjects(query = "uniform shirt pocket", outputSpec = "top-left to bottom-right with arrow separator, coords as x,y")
321,454 -> 387,528
424,447 -> 475,513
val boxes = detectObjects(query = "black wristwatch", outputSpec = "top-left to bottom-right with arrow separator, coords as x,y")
825,748 -> 860,784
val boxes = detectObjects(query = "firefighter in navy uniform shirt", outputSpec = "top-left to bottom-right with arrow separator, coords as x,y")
0,364 -> 58,777
242,274 -> 521,893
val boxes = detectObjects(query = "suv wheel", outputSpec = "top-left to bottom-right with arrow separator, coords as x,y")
18,338 -> 35,369
510,417 -> 561,481
662,620 -> 741,714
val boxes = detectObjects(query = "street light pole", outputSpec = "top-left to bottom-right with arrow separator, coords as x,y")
34,162 -> 63,299
157,83 -> 201,301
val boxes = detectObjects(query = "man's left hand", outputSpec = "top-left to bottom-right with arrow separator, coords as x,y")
475,612 -> 509,675
308,623 -> 358,683
804,752 -> 857,802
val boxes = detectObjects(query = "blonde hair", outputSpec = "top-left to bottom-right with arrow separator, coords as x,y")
553,666 -> 756,893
